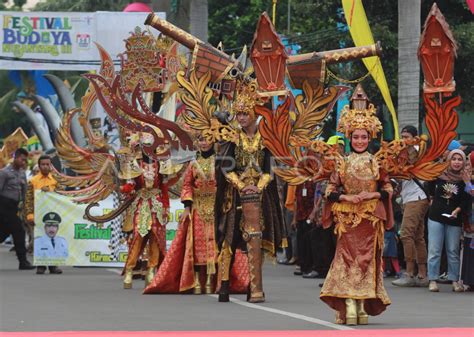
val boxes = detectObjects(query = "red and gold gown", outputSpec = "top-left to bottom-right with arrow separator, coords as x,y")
144,150 -> 249,294
321,151 -> 393,322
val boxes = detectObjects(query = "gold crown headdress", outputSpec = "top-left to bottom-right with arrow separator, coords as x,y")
119,27 -> 165,92
232,80 -> 260,119
337,103 -> 382,138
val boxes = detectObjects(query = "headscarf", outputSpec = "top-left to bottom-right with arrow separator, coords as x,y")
440,149 -> 468,182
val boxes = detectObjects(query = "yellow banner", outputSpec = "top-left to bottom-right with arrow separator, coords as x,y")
342,0 -> 399,139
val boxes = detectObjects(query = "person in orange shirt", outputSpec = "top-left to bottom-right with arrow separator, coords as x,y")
24,155 -> 60,275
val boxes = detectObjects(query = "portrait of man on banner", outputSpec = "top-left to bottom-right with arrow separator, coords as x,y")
34,212 -> 69,263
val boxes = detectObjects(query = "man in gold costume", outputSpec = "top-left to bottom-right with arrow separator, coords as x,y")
215,87 -> 285,303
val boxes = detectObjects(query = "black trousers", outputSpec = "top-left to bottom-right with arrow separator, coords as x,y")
311,225 -> 336,276
0,196 -> 27,263
297,220 -> 336,275
296,220 -> 313,274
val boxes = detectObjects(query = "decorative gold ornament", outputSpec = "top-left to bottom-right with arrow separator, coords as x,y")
119,26 -> 165,93
177,70 -> 237,143
337,103 -> 382,139
117,147 -> 143,180
232,80 -> 260,119
155,34 -> 173,53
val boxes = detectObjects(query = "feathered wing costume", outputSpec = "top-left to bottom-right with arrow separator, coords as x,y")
53,31 -> 193,289
144,70 -> 251,295
258,80 -> 460,324
172,64 -> 346,302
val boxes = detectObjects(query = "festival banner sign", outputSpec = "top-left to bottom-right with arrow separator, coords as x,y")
0,11 -> 165,71
33,191 -> 182,267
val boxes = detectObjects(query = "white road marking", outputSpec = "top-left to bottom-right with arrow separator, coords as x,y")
106,268 -> 353,330
208,294 -> 354,331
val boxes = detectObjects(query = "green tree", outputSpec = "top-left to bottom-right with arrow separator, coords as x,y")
208,0 -> 473,116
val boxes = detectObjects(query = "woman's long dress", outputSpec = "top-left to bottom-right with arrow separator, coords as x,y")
320,152 -> 393,320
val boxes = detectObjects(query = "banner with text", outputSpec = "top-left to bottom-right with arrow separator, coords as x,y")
0,11 -> 165,71
33,191 -> 182,267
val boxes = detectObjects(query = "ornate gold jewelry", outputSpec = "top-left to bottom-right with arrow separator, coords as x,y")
239,131 -> 262,153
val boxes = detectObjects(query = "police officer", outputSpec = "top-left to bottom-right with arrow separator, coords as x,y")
0,148 -> 34,270
34,212 -> 68,274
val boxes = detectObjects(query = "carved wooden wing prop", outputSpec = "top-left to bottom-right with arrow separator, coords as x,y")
292,81 -> 348,140
256,95 -> 342,185
177,70 -> 237,143
376,94 -> 460,180
53,108 -> 118,204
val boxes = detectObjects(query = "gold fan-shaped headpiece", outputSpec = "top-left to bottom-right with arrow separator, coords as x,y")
337,103 -> 382,139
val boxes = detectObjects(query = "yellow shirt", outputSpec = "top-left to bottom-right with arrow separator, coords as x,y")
25,173 -> 57,222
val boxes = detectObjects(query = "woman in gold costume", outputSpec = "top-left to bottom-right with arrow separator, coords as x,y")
144,136 -> 218,294
320,99 -> 393,325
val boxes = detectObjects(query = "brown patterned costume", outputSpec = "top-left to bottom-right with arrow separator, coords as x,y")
321,152 -> 393,323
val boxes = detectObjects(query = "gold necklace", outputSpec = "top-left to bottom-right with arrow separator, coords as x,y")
240,131 -> 261,153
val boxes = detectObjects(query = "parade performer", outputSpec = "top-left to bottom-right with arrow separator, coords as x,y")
214,84 -> 285,304
173,70 -> 285,303
258,78 -> 461,325
319,92 -> 392,325
51,29 -> 192,289
118,145 -> 170,289
144,135 -> 218,294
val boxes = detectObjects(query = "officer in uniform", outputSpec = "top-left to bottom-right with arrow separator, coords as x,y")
34,212 -> 68,274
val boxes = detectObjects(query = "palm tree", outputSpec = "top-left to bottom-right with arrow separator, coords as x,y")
190,0 -> 208,42
397,0 -> 421,130
151,0 -> 208,42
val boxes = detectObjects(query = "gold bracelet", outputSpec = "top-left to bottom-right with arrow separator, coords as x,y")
256,173 -> 272,192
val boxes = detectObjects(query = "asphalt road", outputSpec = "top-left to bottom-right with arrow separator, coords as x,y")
0,244 -> 473,332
